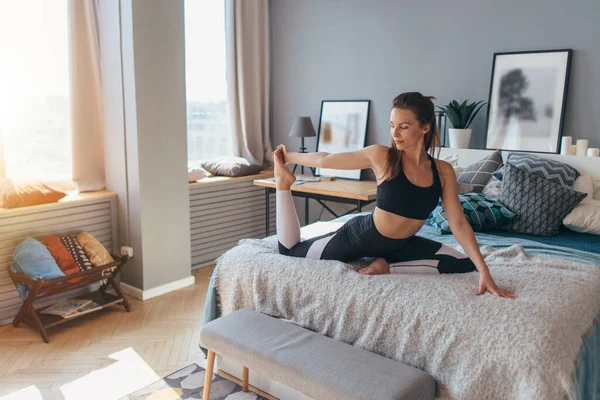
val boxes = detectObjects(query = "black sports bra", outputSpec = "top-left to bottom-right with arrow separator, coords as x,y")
376,154 -> 442,220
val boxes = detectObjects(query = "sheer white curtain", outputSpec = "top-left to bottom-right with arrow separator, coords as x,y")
225,0 -> 272,167
68,0 -> 105,191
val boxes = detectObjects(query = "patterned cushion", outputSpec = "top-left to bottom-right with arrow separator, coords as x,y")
456,150 -> 503,192
61,235 -> 94,272
426,193 -> 516,234
491,166 -> 505,182
506,153 -> 579,188
499,163 -> 587,236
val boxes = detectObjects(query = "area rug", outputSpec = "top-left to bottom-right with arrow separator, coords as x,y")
121,363 -> 269,400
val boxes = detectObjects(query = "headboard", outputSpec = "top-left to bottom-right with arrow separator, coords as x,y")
438,148 -> 600,179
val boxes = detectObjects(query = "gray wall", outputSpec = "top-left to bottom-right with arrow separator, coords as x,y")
270,0 -> 600,156
100,0 -> 192,291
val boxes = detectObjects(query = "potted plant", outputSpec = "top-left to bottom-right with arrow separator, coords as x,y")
437,99 -> 487,148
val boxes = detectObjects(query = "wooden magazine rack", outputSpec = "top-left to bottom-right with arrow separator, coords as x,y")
7,255 -> 131,343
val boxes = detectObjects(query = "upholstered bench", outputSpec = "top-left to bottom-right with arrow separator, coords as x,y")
199,308 -> 436,400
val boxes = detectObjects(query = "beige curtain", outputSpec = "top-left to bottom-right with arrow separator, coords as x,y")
68,0 -> 105,191
225,0 -> 272,167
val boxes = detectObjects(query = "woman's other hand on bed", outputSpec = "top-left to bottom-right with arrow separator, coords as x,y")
477,273 -> 515,299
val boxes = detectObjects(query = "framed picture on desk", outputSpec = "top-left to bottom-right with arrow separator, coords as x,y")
315,100 -> 370,180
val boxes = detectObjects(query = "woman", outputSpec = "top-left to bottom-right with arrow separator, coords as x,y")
273,92 -> 514,298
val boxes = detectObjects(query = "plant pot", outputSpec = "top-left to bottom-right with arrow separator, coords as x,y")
448,129 -> 472,149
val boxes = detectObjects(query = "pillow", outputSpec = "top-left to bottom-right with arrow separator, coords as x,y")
43,236 -> 80,276
572,176 -> 595,203
61,235 -> 94,271
200,156 -> 263,177
482,179 -> 502,200
76,232 -> 115,267
426,192 -> 516,234
563,200 -> 600,235
188,165 -> 207,182
10,264 -> 30,300
491,166 -> 505,182
456,182 -> 474,194
442,153 -> 459,167
13,238 -> 65,280
499,163 -> 587,236
456,150 -> 503,193
506,153 -> 579,188
0,179 -> 66,209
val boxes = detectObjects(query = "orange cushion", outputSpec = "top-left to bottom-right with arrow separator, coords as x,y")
43,236 -> 81,282
76,232 -> 114,267
0,179 -> 66,209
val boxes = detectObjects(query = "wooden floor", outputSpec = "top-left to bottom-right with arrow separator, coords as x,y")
0,266 -> 217,400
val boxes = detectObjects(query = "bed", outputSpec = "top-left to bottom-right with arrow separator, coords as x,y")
202,212 -> 599,400
201,150 -> 600,399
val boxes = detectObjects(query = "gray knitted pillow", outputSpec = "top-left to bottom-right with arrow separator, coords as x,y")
499,163 -> 587,236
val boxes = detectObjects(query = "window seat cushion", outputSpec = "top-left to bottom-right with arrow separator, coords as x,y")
0,179 -> 66,209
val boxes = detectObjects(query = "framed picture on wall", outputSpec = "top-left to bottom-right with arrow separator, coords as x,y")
315,100 -> 370,180
484,49 -> 572,154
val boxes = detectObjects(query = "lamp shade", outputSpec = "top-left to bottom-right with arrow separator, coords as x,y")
288,117 -> 316,138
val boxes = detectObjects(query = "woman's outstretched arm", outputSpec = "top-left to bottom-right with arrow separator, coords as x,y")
278,144 -> 388,172
438,160 -> 515,299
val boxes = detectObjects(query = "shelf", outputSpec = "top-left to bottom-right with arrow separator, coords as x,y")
35,290 -> 125,329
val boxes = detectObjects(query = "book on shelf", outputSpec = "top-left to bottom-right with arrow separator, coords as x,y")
64,302 -> 102,319
40,298 -> 96,318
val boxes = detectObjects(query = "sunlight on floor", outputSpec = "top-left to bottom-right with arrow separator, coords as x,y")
0,386 -> 43,400
60,347 -> 159,400
0,347 -> 161,400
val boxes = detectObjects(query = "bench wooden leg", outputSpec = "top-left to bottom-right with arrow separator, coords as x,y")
242,366 -> 249,392
203,350 -> 215,400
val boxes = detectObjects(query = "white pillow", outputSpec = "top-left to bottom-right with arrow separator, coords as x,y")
573,176 -> 595,203
563,199 -> 600,235
482,179 -> 502,200
188,165 -> 207,182
442,153 -> 459,167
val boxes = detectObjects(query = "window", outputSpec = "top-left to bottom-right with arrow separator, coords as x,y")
184,0 -> 231,164
0,1 -> 72,181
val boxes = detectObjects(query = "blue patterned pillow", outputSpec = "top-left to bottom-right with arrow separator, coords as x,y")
426,193 -> 516,234
506,153 -> 579,188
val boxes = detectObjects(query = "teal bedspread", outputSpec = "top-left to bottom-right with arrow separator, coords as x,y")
202,213 -> 600,399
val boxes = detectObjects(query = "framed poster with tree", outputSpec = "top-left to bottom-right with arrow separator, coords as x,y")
484,49 -> 572,154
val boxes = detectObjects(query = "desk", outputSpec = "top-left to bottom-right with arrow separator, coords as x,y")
253,176 -> 377,236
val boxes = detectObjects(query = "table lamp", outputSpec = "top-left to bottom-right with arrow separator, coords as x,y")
288,117 -> 316,176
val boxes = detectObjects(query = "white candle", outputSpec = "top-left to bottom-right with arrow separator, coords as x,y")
587,148 -> 600,157
571,145 -> 577,155
576,139 -> 589,156
560,136 -> 572,155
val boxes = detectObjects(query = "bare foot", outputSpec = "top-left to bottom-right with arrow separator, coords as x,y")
358,258 -> 390,275
273,147 -> 296,190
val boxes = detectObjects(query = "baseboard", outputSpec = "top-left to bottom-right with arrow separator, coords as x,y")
120,275 -> 195,301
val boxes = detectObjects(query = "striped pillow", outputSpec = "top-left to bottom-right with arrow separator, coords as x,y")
506,153 -> 579,188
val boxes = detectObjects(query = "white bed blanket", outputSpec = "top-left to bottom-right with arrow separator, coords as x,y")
215,224 -> 600,399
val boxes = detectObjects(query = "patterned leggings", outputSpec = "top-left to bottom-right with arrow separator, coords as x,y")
277,190 -> 476,274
